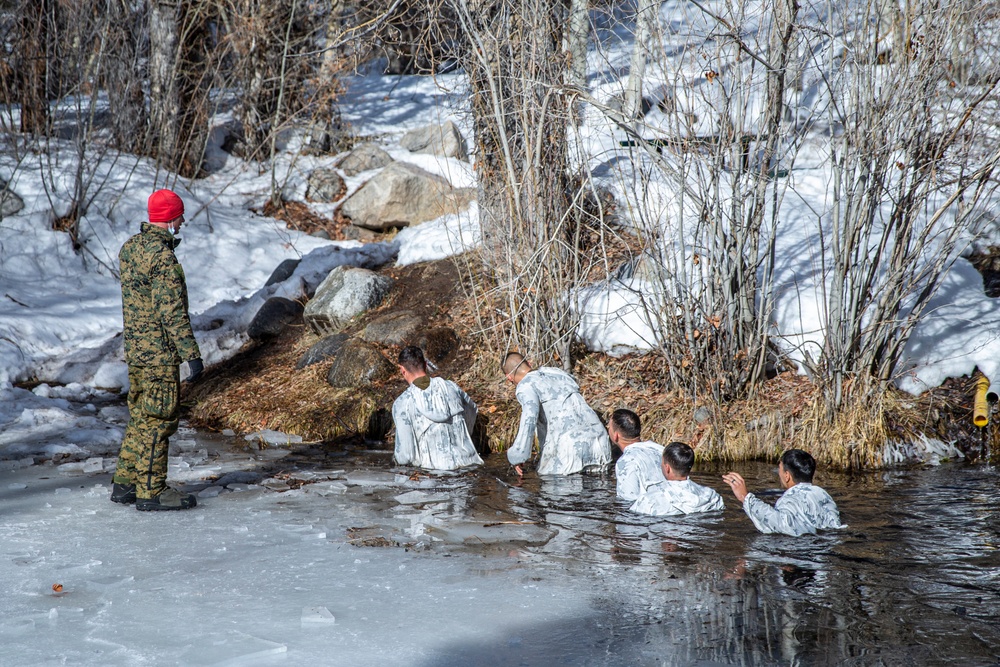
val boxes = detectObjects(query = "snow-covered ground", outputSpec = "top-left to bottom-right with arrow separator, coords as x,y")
2,6 -> 1000,459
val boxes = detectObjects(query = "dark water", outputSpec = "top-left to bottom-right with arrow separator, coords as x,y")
336,451 -> 1000,666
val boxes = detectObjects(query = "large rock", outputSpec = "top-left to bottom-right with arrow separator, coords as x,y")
336,143 -> 393,177
400,121 -> 467,160
306,168 -> 346,203
340,162 -> 473,231
361,310 -> 423,346
247,297 -> 304,340
304,266 -> 393,335
297,333 -> 350,369
264,258 -> 301,287
326,339 -> 395,388
1,179 -> 24,218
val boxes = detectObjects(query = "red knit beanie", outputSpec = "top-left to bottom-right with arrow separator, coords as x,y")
148,189 -> 185,223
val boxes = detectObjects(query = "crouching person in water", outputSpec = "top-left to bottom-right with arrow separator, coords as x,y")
391,346 -> 482,471
502,352 -> 611,476
608,408 -> 664,501
722,449 -> 844,536
630,442 -> 724,516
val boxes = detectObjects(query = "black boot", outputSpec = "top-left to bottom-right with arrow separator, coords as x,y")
111,483 -> 137,504
136,487 -> 197,511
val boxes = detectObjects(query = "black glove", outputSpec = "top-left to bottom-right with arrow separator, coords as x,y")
185,358 -> 204,383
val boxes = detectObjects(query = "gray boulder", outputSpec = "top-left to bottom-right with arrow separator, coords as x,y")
340,162 -> 474,231
247,297 -> 304,340
297,333 -> 351,369
1,179 -> 24,218
306,168 -> 346,203
304,266 -> 393,335
326,339 -> 395,388
361,310 -> 423,346
336,143 -> 393,177
400,121 -> 467,160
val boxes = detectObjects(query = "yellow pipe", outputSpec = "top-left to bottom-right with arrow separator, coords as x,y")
973,375 -> 990,428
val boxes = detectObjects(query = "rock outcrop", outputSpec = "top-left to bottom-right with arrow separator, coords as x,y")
339,162 -> 475,231
400,121 -> 467,160
303,266 -> 393,335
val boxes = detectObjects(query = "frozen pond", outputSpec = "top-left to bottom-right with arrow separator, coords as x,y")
1,427 -> 998,666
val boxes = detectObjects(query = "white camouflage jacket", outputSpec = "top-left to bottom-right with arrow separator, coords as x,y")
742,483 -> 844,536
630,479 -> 724,516
615,441 -> 665,500
507,367 -> 612,475
392,377 -> 482,471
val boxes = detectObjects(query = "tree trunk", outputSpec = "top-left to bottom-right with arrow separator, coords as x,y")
17,0 -> 54,134
454,0 -> 576,365
149,0 -> 208,177
104,0 -> 149,154
566,0 -> 589,123
623,0 -> 656,119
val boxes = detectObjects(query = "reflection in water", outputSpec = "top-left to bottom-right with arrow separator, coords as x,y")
333,449 -> 999,665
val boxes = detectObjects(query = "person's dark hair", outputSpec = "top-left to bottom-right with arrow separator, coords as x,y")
662,442 -> 695,476
398,346 -> 427,373
781,449 -> 816,483
610,409 -> 641,440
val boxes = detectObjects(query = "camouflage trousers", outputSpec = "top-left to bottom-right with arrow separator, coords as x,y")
113,365 -> 180,499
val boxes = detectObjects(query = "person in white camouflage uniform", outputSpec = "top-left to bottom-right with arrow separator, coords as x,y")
392,346 -> 482,471
502,353 -> 611,476
723,449 -> 844,536
630,442 -> 724,516
608,408 -> 665,501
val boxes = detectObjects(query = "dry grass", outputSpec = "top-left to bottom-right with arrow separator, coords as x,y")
187,328 -> 399,443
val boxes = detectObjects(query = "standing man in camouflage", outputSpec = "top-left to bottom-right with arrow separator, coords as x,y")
111,189 -> 202,511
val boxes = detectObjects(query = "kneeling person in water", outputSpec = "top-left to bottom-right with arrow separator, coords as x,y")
630,442 -> 724,516
392,346 -> 482,471
723,449 -> 844,536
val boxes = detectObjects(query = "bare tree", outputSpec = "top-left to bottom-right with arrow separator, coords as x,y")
816,0 -> 1000,416
447,0 -> 596,366
14,0 -> 55,134
149,0 -> 211,177
103,0 -> 150,154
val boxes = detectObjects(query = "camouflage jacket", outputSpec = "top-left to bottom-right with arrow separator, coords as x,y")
507,367 -> 612,475
615,440 -> 665,500
630,478 -> 724,516
119,223 -> 200,366
742,483 -> 844,536
392,376 -> 482,470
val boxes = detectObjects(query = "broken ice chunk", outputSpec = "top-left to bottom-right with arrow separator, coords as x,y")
394,490 -> 449,505
301,606 -> 336,625
244,429 -> 303,446
305,481 -> 348,496
178,631 -> 287,665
